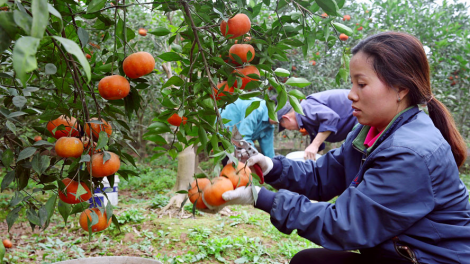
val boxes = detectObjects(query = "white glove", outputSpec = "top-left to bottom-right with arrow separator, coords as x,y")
246,153 -> 274,175
198,186 -> 261,214
235,148 -> 250,163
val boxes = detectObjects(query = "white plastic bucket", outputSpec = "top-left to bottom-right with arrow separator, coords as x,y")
286,151 -> 321,162
88,176 -> 120,208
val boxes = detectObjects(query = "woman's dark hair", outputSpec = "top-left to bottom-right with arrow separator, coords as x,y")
352,31 -> 467,167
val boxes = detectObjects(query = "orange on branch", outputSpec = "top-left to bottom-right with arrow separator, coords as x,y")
343,15 -> 351,21
220,13 -> 251,39
34,135 -> 42,142
212,81 -> 234,100
86,54 -> 91,59
58,178 -> 92,204
229,44 -> 255,63
47,115 -> 79,139
339,33 -> 349,41
220,162 -> 252,188
98,75 -> 130,100
309,60 -> 316,66
79,208 -> 111,233
357,26 -> 363,31
203,177 -> 234,207
85,118 -> 112,140
55,137 -> 84,158
87,152 -> 121,178
320,13 -> 328,18
138,28 -> 147,36
123,52 -> 155,79
232,65 -> 260,90
167,113 -> 188,126
188,178 -> 211,209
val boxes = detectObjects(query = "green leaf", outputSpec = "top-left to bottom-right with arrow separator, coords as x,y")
7,111 -> 27,119
288,95 -> 304,116
0,232 -> 5,262
52,36 -> 91,82
45,194 -> 57,223
266,99 -> 277,122
17,147 -> 36,162
198,126 -> 208,151
148,27 -> 170,36
13,36 -> 40,87
31,0 -> 49,39
77,27 -> 89,48
48,4 -> 63,32
70,202 -> 89,215
245,101 -> 261,118
158,52 -> 182,62
14,10 -> 32,34
6,120 -> 16,134
87,0 -> 107,13
1,171 -> 15,192
162,76 -> 184,88
239,91 -> 261,100
285,77 -> 311,88
315,0 -> 339,16
31,154 -> 50,175
332,22 -> 353,36
275,89 -> 288,111
0,25 -> 12,53
96,131 -> 108,150
274,68 -> 290,77
45,63 -> 57,75
26,208 -> 40,226
6,206 -> 22,232
58,200 -> 71,225
288,90 -> 306,100
79,154 -> 90,163
147,121 -> 172,134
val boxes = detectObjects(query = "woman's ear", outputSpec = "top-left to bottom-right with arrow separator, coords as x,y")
398,88 -> 410,100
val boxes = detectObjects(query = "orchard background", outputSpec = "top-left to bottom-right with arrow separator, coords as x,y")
0,0 -> 470,263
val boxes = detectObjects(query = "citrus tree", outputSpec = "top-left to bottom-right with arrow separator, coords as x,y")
0,0 -> 379,235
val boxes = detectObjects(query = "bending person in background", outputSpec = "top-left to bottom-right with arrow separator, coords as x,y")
221,97 -> 277,160
202,32 -> 470,264
277,89 -> 357,160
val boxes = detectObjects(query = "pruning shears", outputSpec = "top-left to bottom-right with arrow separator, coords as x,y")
231,125 -> 264,184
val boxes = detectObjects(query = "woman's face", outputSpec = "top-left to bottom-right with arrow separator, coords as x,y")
348,52 -> 409,131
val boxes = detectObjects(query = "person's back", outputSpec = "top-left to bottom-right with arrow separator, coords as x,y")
302,89 -> 357,142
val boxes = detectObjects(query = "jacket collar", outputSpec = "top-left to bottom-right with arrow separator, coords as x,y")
352,106 -> 421,154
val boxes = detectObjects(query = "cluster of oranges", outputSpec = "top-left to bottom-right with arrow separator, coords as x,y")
188,162 -> 252,209
214,14 -> 260,99
46,51 -> 155,233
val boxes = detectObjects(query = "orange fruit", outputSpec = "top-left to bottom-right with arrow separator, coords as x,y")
449,76 -> 454,80
188,178 -> 211,209
86,54 -> 91,59
229,44 -> 255,63
138,28 -> 147,36
3,239 -> 12,248
85,118 -> 112,141
220,162 -> 252,188
167,113 -> 187,126
316,52 -> 320,56
220,13 -> 251,39
300,128 -> 309,136
356,23 -> 359,26
283,135 -> 287,138
320,13 -> 328,18
123,52 -> 155,79
292,65 -> 297,71
34,135 -> 42,141
98,75 -> 130,100
212,81 -> 234,100
203,177 -> 234,207
339,33 -> 349,41
58,178 -> 92,204
343,15 -> 351,21
47,115 -> 79,139
309,60 -> 316,66
357,26 -> 363,31
55,137 -> 84,158
87,152 -> 121,178
232,65 -> 260,90
79,208 -> 111,233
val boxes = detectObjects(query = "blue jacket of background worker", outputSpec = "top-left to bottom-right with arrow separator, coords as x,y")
297,89 -> 358,143
255,106 -> 470,263
221,98 -> 275,158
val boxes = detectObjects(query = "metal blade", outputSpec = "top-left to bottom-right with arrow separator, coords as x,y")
231,125 -> 243,141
